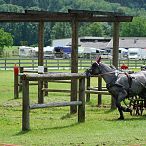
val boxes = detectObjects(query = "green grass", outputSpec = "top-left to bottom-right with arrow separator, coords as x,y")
0,70 -> 146,146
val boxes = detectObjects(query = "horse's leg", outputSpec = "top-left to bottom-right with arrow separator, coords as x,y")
115,101 -> 124,120
116,92 -> 132,118
114,91 -> 131,120
113,95 -> 124,120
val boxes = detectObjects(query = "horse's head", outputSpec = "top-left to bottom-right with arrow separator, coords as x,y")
85,56 -> 102,76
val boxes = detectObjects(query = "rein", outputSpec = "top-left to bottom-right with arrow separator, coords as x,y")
98,71 -> 116,77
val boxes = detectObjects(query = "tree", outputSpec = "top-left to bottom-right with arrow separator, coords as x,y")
0,28 -> 13,57
51,22 -> 71,40
79,22 -> 104,37
120,17 -> 146,37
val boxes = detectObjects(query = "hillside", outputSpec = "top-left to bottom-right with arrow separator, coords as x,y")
0,0 -> 146,46
105,0 -> 146,9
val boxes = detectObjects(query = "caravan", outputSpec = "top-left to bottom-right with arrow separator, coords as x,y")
19,46 -> 35,57
119,48 -> 128,59
128,48 -> 146,60
44,46 -> 55,59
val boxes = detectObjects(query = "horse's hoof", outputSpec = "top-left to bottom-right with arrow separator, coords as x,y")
118,117 -> 124,120
130,109 -> 132,116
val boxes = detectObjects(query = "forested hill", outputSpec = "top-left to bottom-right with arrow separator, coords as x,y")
105,0 -> 146,9
1,0 -> 146,13
0,0 -> 146,46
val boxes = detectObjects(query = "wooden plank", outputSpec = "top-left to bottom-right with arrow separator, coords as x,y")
68,9 -> 124,16
42,88 -> 110,95
87,87 -> 107,91
42,88 -> 71,93
85,90 -> 110,95
0,11 -> 133,22
48,80 -> 71,83
23,70 -> 38,73
20,73 -> 86,81
19,83 -> 38,86
30,101 -> 82,109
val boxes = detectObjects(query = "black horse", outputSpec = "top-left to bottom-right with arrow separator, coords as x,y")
86,57 -> 146,119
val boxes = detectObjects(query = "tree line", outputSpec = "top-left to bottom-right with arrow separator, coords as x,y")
0,0 -> 146,48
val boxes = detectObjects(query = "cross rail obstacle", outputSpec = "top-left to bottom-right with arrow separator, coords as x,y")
20,72 -> 86,131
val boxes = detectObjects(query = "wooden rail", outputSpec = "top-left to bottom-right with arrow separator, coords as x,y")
21,72 -> 86,131
30,101 -> 82,109
1,58 -> 145,70
42,88 -> 110,95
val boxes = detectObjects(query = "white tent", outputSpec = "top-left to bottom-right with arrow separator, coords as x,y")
82,47 -> 97,54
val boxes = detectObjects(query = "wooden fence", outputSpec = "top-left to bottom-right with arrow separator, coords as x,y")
21,73 -> 86,131
0,58 -> 146,70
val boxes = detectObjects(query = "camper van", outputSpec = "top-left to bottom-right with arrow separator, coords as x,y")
119,48 -> 128,59
19,46 -> 35,57
128,48 -> 146,60
44,46 -> 54,59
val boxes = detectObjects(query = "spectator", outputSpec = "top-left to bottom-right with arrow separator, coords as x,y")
121,63 -> 128,70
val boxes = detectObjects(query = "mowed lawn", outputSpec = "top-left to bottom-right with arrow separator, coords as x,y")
0,70 -> 146,146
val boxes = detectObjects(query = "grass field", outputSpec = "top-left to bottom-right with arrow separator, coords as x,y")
0,70 -> 146,146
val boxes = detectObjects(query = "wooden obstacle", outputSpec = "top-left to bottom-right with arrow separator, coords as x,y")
86,75 -> 111,106
14,66 -> 48,99
14,67 -> 72,99
20,72 -> 86,131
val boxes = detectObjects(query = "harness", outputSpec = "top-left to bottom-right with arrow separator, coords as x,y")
124,73 -> 133,97
106,72 -> 133,97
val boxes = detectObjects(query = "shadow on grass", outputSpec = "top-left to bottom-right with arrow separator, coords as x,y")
15,130 -> 30,136
41,122 -> 79,131
106,114 -> 146,122
15,122 -> 79,135
103,108 -> 116,114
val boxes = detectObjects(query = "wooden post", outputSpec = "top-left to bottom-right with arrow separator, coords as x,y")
78,77 -> 85,122
22,79 -> 30,131
86,77 -> 90,102
70,18 -> 78,114
38,21 -> 44,104
98,76 -> 102,106
112,22 -> 120,69
44,67 -> 48,96
14,72 -> 19,99
111,22 -> 120,109
14,64 -> 19,99
19,66 -> 24,92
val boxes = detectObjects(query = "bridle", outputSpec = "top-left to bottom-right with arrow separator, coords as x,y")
94,62 -> 116,77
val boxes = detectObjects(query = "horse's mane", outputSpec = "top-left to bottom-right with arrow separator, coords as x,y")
100,62 -> 115,72
110,65 -> 116,70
